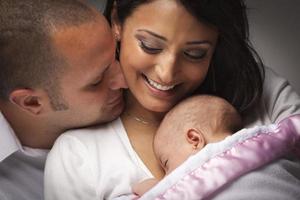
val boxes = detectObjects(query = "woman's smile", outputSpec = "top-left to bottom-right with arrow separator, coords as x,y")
144,75 -> 176,91
116,0 -> 217,112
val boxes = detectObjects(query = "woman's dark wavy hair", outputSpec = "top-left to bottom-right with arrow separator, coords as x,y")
105,0 -> 265,114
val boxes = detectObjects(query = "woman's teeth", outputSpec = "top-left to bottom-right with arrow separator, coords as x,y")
146,76 -> 175,91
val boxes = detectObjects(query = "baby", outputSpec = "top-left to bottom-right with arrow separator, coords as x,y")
133,95 -> 242,196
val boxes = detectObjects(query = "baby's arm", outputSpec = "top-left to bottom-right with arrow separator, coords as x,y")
132,178 -> 159,197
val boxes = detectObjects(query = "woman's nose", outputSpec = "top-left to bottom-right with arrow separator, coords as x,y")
155,54 -> 179,84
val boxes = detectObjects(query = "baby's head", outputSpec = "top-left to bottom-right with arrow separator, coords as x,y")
154,95 -> 242,174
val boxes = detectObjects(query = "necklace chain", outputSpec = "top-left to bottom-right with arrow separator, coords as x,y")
133,116 -> 150,125
125,112 -> 157,125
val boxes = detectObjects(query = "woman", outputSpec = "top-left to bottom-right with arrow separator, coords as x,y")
109,0 -> 265,178
45,0 -> 300,199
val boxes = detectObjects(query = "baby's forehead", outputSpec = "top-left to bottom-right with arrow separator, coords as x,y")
154,128 -> 166,143
154,125 -> 171,143
155,125 -> 178,150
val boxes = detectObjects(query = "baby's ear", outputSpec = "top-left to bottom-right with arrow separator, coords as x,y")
186,128 -> 206,150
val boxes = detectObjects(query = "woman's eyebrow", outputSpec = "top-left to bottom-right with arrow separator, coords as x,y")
137,29 -> 167,41
186,40 -> 213,45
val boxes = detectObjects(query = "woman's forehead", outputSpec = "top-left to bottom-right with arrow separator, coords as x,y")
122,0 -> 218,42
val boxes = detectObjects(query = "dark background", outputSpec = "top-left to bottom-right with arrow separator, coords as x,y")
246,0 -> 300,93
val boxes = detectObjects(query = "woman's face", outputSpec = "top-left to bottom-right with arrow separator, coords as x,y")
115,0 -> 218,112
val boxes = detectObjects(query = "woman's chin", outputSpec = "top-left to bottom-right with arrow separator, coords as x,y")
142,101 -> 176,114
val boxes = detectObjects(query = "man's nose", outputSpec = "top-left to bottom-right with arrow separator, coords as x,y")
109,60 -> 128,90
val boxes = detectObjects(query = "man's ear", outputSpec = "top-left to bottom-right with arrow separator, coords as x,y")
111,2 -> 122,41
186,128 -> 206,150
9,89 -> 45,115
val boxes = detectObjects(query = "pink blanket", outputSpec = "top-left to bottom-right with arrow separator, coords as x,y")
138,115 -> 300,200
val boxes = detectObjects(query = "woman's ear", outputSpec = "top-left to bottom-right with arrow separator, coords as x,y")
9,89 -> 44,115
111,2 -> 122,41
186,128 -> 206,150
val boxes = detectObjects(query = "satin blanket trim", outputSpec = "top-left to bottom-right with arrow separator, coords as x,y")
139,114 -> 300,200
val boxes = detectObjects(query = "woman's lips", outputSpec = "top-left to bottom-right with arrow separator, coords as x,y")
142,74 -> 179,98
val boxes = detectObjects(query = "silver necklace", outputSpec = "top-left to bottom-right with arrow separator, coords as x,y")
133,116 -> 150,125
126,112 -> 157,125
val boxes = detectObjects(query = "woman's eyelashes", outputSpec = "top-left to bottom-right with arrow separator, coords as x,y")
138,38 -> 208,61
183,49 -> 208,61
139,40 -> 162,54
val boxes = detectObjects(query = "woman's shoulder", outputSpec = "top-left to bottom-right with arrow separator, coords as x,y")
263,67 -> 299,97
263,67 -> 300,117
54,117 -> 125,147
263,67 -> 289,90
243,67 -> 300,126
48,117 -> 131,169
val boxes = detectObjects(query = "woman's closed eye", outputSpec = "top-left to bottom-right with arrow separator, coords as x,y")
139,40 -> 162,54
183,49 -> 207,61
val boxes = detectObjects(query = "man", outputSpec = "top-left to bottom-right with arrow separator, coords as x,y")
0,0 -> 127,199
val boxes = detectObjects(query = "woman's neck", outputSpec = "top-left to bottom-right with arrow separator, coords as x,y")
123,91 -> 165,126
120,91 -> 165,179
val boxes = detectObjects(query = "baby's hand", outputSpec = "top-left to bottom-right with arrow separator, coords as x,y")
132,178 -> 159,197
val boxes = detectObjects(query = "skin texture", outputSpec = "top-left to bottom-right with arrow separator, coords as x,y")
0,13 -> 128,149
133,95 -> 239,196
116,0 -> 218,113
51,18 -> 126,128
154,95 -> 241,174
114,0 -> 218,178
